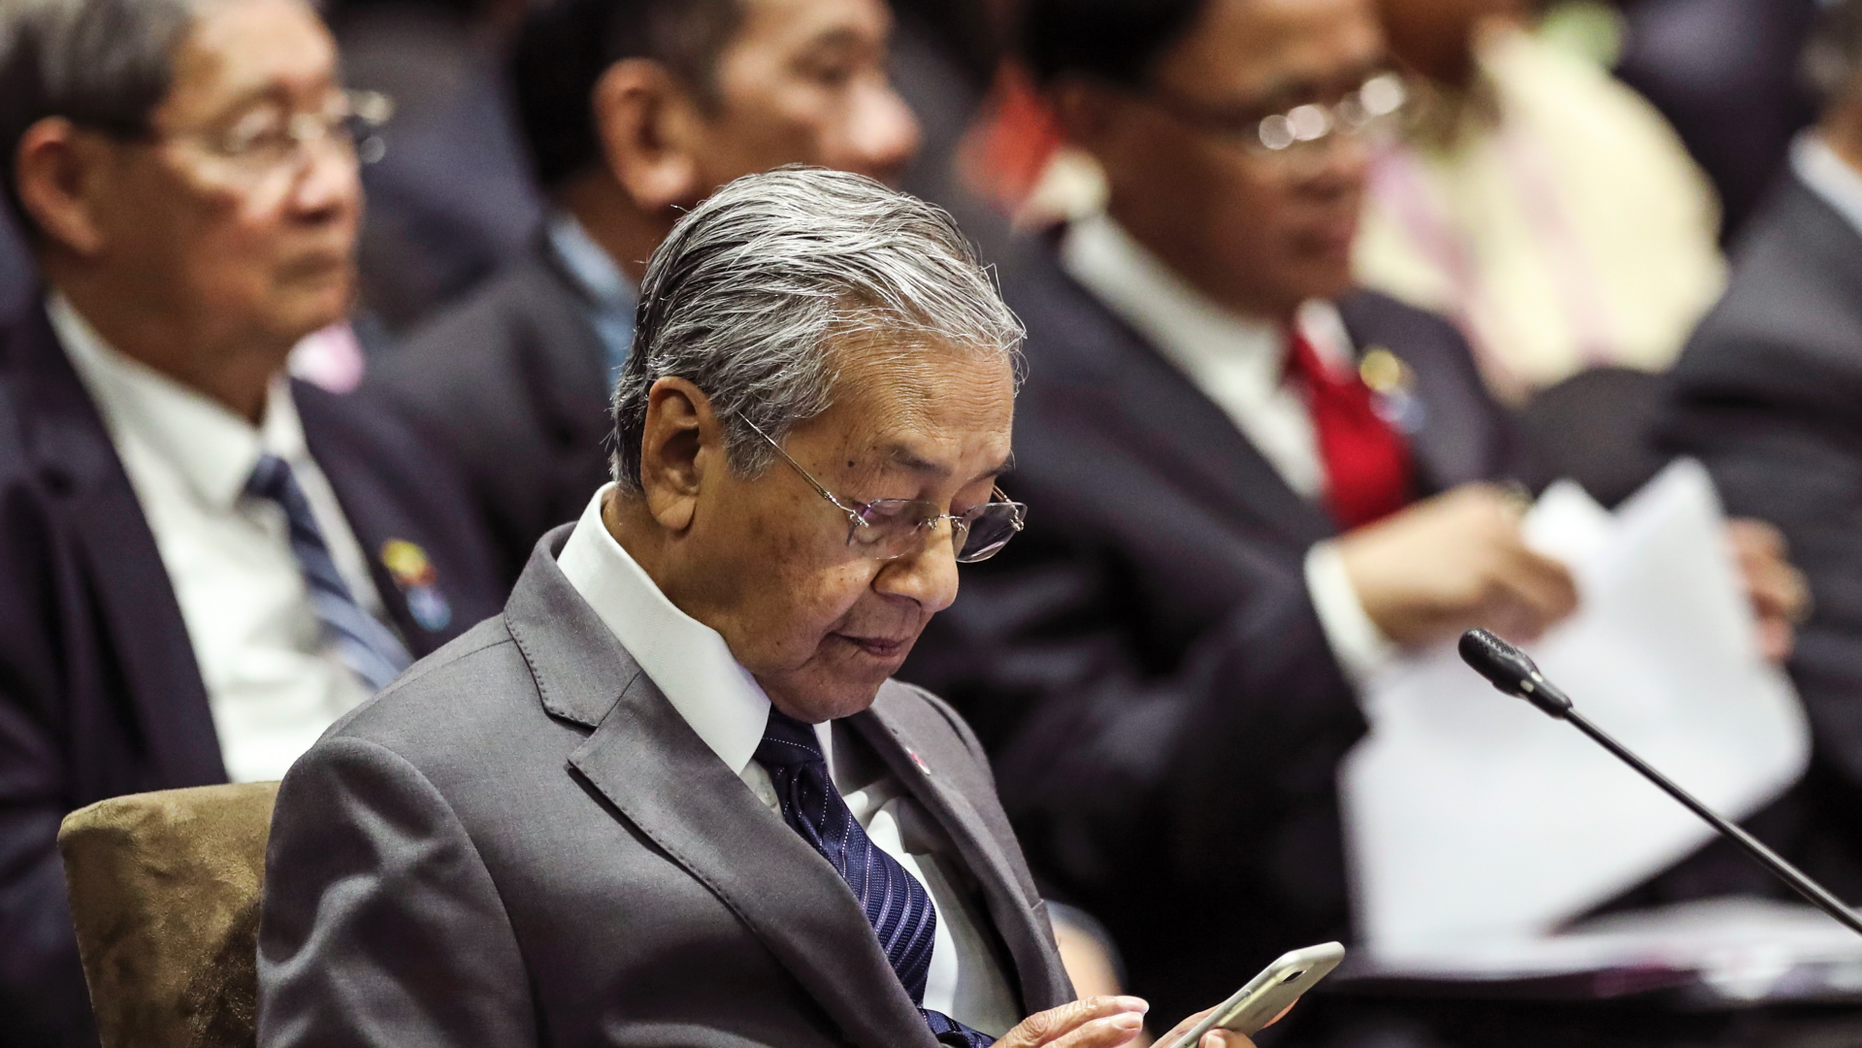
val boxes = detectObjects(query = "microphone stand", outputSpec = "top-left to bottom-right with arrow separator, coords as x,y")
1459,628 -> 1862,940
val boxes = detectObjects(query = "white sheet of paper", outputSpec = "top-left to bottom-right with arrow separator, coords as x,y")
1340,460 -> 1810,951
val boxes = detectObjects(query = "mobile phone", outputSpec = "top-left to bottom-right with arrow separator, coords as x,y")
1164,941 -> 1346,1048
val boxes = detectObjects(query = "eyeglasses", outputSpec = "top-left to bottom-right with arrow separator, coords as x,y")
1147,71 -> 1409,161
159,89 -> 395,184
740,414 -> 1027,564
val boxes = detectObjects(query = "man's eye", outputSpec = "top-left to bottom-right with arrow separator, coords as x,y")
220,116 -> 290,157
810,63 -> 857,88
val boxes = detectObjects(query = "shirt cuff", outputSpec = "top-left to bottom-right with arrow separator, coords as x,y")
1304,540 -> 1398,688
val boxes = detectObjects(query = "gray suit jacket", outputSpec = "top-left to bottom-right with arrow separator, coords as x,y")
257,527 -> 1074,1048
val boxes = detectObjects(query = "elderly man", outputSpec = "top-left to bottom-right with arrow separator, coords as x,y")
258,169 -> 1257,1048
902,0 -> 1814,1033
0,0 -> 502,1043
365,0 -> 922,586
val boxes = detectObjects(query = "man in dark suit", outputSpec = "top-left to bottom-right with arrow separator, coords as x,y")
903,0 -> 1810,1030
1660,0 -> 1862,898
0,1 -> 502,1043
259,169 -> 1260,1048
365,0 -> 923,586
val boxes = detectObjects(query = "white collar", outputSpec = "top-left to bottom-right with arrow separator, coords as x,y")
48,291 -> 307,511
547,210 -> 636,311
1060,211 -> 1353,379
1792,132 -> 1862,242
556,486 -> 834,777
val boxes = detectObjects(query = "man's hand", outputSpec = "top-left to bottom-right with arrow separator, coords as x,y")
990,997 -> 1164,1048
1145,1006 -> 1260,1048
1336,485 -> 1579,648
1727,518 -> 1809,664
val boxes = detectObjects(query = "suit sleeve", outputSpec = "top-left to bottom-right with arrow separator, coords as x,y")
258,735 -> 537,1048
0,473 -> 97,1048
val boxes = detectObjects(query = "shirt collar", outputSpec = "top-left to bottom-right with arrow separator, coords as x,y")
1792,132 -> 1862,241
48,291 -> 307,511
547,210 -> 637,312
1060,212 -> 1353,380
556,486 -> 834,777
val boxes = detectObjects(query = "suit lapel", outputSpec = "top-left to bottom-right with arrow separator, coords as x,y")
17,305 -> 225,786
1046,271 -> 1335,548
502,541 -> 939,1048
850,697 -> 1073,1014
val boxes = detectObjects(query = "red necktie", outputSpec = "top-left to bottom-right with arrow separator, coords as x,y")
1284,330 -> 1414,530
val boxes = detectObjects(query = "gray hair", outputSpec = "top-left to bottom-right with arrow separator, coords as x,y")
609,167 -> 1024,494
1807,0 -> 1862,100
0,0 -> 204,237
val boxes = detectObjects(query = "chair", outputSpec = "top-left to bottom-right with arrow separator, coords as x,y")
57,781 -> 281,1048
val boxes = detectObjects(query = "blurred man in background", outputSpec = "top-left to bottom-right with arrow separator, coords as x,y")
366,0 -> 922,586
0,0 -> 501,1042
1356,0 -> 1726,402
1660,0 -> 1862,904
323,0 -> 544,333
904,0 -> 1809,1033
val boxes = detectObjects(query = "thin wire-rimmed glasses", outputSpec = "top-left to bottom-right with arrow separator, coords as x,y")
739,415 -> 1027,564
158,88 -> 395,186
1147,71 -> 1409,161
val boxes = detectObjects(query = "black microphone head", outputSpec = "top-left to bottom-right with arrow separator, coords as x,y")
1459,628 -> 1535,694
1458,629 -> 1571,716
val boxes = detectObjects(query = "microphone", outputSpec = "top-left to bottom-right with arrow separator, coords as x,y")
1458,628 -> 1862,939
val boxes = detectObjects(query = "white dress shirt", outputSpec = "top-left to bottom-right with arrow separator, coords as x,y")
1061,213 -> 1397,682
1793,132 -> 1862,239
50,294 -> 383,783
555,487 -> 1022,1036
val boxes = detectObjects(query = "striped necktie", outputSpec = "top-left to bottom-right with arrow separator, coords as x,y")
754,708 -> 996,1048
245,453 -> 412,694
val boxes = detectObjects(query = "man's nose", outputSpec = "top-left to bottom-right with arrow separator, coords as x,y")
1298,133 -> 1372,196
287,138 -> 363,223
873,525 -> 960,614
842,79 -> 922,186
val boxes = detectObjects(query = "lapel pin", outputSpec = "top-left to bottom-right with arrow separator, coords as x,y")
1360,345 -> 1427,434
381,539 -> 452,631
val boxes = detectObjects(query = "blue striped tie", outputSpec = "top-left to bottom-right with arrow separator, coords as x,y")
245,453 -> 412,694
755,709 -> 995,1048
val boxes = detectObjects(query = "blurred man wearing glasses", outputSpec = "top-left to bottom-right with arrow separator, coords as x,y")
904,0 -> 1811,1031
258,168 -> 1261,1048
0,0 -> 501,1042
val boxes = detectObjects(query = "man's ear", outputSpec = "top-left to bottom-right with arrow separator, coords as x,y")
637,376 -> 726,532
591,58 -> 709,213
14,117 -> 112,257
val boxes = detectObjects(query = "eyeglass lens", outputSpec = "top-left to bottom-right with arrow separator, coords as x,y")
848,499 -> 1025,563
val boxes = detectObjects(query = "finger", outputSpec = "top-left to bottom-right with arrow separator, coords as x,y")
1200,1033 -> 1258,1048
1726,518 -> 1787,563
1746,557 -> 1810,625
996,997 -> 1149,1048
1146,1006 -> 1216,1048
1041,1010 -> 1147,1048
1488,547 -> 1580,635
1755,616 -> 1796,664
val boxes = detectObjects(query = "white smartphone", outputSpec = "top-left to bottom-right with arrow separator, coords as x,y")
1164,941 -> 1346,1048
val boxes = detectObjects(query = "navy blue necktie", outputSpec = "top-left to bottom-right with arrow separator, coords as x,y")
246,454 -> 412,693
754,709 -> 996,1048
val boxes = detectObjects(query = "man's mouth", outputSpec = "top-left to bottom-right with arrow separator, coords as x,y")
835,633 -> 913,659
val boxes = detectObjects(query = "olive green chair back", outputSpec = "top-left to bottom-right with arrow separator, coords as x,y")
57,781 -> 281,1048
